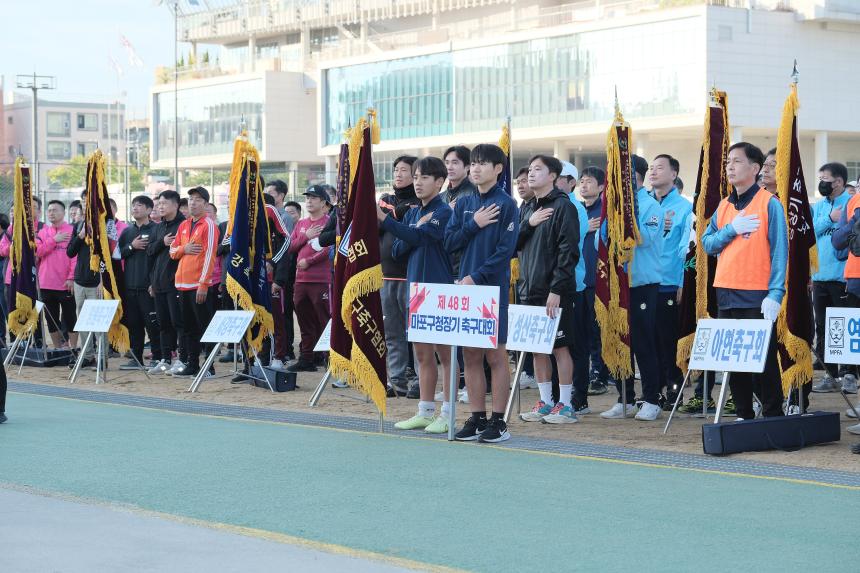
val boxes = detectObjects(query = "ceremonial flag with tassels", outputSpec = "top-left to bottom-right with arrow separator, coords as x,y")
225,137 -> 273,353
775,82 -> 816,394
498,118 -> 520,299
676,91 -> 730,371
594,108 -> 639,380
84,150 -> 129,353
7,158 -> 39,338
329,116 -> 388,414
329,142 -> 353,381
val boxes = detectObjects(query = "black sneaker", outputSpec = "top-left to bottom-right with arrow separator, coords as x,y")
587,381 -> 609,396
663,391 -> 682,411
387,381 -> 408,397
0,413 -> 7,424
286,359 -> 317,373
173,365 -> 200,378
231,373 -> 249,384
454,416 -> 487,441
478,418 -> 510,443
406,384 -> 420,399
119,359 -> 140,371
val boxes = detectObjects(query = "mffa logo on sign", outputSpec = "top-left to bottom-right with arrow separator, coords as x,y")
824,307 -> 860,365
407,282 -> 499,349
688,318 -> 772,373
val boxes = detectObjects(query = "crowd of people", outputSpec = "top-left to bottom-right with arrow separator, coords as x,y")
1,143 -> 860,445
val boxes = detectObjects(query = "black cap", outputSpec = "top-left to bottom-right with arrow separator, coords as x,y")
303,185 -> 330,203
188,186 -> 210,203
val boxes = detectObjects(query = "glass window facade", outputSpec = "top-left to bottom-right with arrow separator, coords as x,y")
154,79 -> 263,162
77,113 -> 98,131
76,142 -> 98,157
46,141 -> 71,160
323,16 -> 703,145
46,112 -> 70,137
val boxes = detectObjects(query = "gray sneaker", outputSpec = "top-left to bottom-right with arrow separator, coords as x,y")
811,375 -> 840,393
841,374 -> 858,394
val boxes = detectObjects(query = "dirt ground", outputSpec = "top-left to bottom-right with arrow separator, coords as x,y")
10,356 -> 860,474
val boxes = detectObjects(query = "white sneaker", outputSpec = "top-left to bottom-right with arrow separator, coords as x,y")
753,400 -> 762,418
787,405 -> 801,416
147,359 -> 169,374
269,359 -> 285,370
847,422 -> 860,436
457,389 -> 469,404
845,405 -> 860,419
842,374 -> 858,394
332,379 -> 348,389
516,373 -> 538,390
168,360 -> 186,375
434,391 -> 444,401
634,402 -> 662,421
600,403 -> 637,419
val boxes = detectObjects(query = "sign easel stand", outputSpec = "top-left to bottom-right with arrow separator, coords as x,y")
68,300 -> 127,385
447,345 -> 459,441
503,351 -> 526,423
186,310 -> 267,393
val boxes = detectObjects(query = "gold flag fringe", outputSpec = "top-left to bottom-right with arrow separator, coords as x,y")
85,151 -> 129,353
774,83 -> 814,394
509,258 -> 519,301
676,91 -> 729,373
8,293 -> 39,339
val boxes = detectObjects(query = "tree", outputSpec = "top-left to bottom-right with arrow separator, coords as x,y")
47,155 -> 145,191
202,50 -> 210,64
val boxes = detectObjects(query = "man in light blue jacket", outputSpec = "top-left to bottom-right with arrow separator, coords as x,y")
649,154 -> 693,409
810,161 -> 857,395
600,155 -> 665,421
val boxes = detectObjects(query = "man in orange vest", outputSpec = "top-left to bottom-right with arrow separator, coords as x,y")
702,142 -> 788,420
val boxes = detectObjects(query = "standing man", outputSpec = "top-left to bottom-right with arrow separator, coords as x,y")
579,167 -> 610,395
702,142 -> 788,420
378,155 -> 420,395
377,156 -> 456,433
649,154 -> 693,408
445,144 -> 519,443
516,155 -> 580,424
148,191 -> 187,374
169,187 -> 219,378
811,162 -> 856,394
600,155 -> 665,421
556,161 -> 578,196
284,186 -> 332,372
35,200 -> 76,350
119,195 -> 162,370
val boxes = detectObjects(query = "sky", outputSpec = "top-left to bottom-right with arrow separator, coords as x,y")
1,1 -> 181,121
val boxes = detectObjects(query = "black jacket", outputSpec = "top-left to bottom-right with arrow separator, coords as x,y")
217,220 -> 229,286
516,188 -> 580,302
444,179 -> 476,277
147,213 -> 185,294
66,221 -> 100,288
120,220 -> 158,290
378,185 -> 420,279
318,210 -> 337,248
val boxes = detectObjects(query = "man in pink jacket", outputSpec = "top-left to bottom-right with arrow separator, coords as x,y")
36,200 -> 77,349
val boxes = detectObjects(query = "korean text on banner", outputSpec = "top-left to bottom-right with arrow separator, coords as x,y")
407,282 -> 500,349
688,318 -> 772,374
506,304 -> 562,354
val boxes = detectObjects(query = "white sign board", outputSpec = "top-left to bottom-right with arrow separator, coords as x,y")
314,320 -> 332,352
74,299 -> 120,333
688,318 -> 772,373
35,300 -> 44,314
407,282 -> 500,349
506,304 -> 562,354
201,310 -> 255,344
824,307 -> 860,365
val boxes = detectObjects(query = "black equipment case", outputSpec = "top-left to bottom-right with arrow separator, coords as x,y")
702,412 -> 840,455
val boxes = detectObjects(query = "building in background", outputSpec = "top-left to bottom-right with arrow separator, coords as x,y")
156,0 -> 860,196
2,91 -> 126,193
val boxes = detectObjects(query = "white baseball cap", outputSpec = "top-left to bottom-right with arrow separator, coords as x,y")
848,180 -> 859,188
560,161 -> 578,180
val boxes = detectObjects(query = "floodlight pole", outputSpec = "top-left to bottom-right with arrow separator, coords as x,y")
16,73 -> 56,196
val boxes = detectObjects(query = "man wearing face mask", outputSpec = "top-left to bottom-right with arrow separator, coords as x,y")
813,162 -> 857,395
378,155 -> 421,397
702,142 -> 788,420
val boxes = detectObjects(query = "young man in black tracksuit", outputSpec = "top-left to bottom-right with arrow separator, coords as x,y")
146,190 -> 187,374
516,155 -> 581,425
67,191 -> 100,365
119,195 -> 162,370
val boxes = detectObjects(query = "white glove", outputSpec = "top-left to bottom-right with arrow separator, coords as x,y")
761,297 -> 780,322
731,212 -> 760,235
